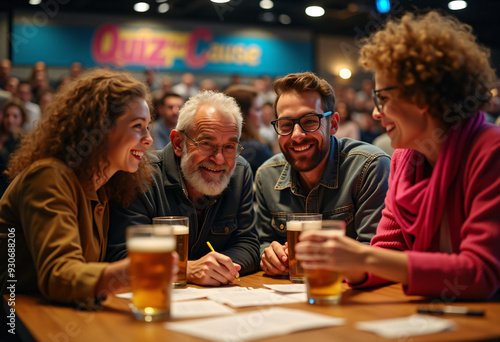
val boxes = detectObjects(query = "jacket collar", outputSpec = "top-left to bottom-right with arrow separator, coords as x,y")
274,135 -> 339,192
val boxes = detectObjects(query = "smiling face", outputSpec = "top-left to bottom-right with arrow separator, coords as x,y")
372,74 -> 428,151
276,91 -> 337,174
175,104 -> 239,198
106,99 -> 153,177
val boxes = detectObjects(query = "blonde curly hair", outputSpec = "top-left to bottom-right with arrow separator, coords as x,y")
359,10 -> 495,125
6,68 -> 153,206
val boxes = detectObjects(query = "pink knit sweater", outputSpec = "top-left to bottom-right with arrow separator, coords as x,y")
353,118 -> 500,300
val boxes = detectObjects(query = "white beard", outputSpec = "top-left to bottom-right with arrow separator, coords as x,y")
180,147 -> 234,196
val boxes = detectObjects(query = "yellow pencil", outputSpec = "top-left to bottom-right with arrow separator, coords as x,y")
206,241 -> 240,281
206,241 -> 215,252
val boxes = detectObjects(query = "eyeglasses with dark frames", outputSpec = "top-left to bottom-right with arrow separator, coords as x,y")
372,86 -> 398,113
181,131 -> 243,160
271,111 -> 333,136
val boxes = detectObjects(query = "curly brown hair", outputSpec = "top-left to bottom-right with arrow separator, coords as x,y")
6,68 -> 154,206
359,10 -> 495,125
273,72 -> 336,114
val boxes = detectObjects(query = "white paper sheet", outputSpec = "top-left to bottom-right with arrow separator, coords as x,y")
207,288 -> 306,307
171,300 -> 235,319
355,314 -> 456,338
165,307 -> 345,342
263,284 -> 307,293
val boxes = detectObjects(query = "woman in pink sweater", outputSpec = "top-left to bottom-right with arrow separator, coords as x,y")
296,11 -> 500,300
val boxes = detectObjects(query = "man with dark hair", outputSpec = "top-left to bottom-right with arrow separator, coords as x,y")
151,92 -> 184,149
256,72 -> 390,276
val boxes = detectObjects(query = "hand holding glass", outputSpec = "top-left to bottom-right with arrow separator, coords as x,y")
300,220 -> 346,305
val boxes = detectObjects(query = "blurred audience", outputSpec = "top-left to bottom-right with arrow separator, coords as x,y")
151,92 -> 184,149
38,90 -> 54,120
259,102 -> 280,154
0,99 -> 26,196
4,77 -> 19,96
173,72 -> 199,101
225,85 -> 273,176
16,83 -> 41,132
200,78 -> 219,92
144,69 -> 160,92
335,101 -> 360,140
0,59 -> 13,90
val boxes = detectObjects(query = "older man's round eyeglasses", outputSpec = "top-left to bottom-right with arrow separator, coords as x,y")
271,111 -> 333,136
372,86 -> 398,113
181,131 -> 243,160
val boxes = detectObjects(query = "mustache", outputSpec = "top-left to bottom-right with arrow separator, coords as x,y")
198,161 -> 229,172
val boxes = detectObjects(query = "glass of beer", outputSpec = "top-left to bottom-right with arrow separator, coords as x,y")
153,216 -> 189,288
286,213 -> 322,283
127,225 -> 175,322
305,220 -> 346,305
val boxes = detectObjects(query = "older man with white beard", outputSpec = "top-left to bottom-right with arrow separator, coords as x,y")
107,91 -> 260,285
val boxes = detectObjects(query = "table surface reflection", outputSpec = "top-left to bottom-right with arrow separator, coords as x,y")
4,271 -> 500,342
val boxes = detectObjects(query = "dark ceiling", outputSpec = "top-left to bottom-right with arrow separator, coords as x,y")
2,0 -> 500,50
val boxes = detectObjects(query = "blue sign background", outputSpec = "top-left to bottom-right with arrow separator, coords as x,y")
12,24 -> 313,76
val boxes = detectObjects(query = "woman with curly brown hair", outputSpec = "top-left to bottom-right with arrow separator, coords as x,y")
0,68 -> 158,306
296,11 -> 500,299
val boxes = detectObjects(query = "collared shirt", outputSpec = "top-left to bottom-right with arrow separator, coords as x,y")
255,136 -> 390,256
106,144 -> 261,275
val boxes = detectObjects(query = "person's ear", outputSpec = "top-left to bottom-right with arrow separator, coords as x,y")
171,130 -> 183,157
329,112 -> 340,135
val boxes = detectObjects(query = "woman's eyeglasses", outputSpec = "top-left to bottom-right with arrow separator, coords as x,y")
372,86 -> 398,113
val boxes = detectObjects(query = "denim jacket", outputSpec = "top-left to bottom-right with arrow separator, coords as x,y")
255,136 -> 390,256
106,144 -> 261,275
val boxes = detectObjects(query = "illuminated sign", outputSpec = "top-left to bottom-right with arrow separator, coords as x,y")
13,23 -> 312,76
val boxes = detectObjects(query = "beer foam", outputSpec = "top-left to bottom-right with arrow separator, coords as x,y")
287,220 -> 322,231
172,225 -> 189,235
127,237 -> 175,252
302,220 -> 322,231
286,221 -> 303,231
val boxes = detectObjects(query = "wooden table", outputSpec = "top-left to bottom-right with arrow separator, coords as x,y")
4,272 -> 500,342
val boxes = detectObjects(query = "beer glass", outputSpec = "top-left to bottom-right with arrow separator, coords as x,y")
286,213 -> 322,283
305,220 -> 345,305
127,225 -> 175,322
153,216 -> 189,287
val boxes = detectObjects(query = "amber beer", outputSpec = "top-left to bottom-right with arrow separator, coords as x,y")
287,221 -> 304,283
286,215 -> 322,283
153,217 -> 189,288
305,221 -> 345,305
305,268 -> 342,305
127,233 -> 175,321
172,225 -> 189,287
